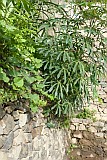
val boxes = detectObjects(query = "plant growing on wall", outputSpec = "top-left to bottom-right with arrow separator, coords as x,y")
0,0 -> 107,119
35,0 -> 107,117
0,0 -> 53,112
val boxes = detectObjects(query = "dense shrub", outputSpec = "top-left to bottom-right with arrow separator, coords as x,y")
36,0 -> 107,117
0,0 -> 107,118
0,0 -> 50,112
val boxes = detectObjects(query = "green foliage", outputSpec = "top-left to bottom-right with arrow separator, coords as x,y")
0,0 -> 107,119
46,121 -> 56,128
76,108 -> 96,121
35,0 -> 107,117
0,0 -> 50,111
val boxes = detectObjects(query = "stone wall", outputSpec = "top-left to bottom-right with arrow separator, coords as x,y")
69,118 -> 107,160
1,107 -> 107,160
88,78 -> 107,121
0,103 -> 107,160
0,79 -> 107,160
0,108 -> 68,160
66,78 -> 107,160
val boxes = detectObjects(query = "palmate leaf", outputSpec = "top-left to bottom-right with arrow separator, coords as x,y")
37,0 -> 107,117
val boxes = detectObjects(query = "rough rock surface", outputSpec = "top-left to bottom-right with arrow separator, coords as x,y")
0,78 -> 107,159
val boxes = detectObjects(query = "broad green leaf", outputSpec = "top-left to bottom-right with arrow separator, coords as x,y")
12,84 -> 20,90
63,52 -> 66,62
25,76 -> 35,83
8,70 -> 22,77
14,77 -> 24,87
0,67 -> 3,73
66,83 -> 69,94
6,24 -> 16,31
29,94 -> 39,102
35,58 -> 42,68
30,104 -> 38,112
36,76 -> 43,81
36,83 -> 44,89
32,84 -> 37,90
98,97 -> 103,103
0,72 -> 9,82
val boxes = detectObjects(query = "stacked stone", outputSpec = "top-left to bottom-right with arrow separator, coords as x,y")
86,78 -> 107,121
0,78 -> 107,160
0,106 -> 67,160
1,108 -> 107,160
69,118 -> 107,160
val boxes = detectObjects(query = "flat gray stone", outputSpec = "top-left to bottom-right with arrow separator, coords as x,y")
0,106 -> 5,120
12,111 -> 20,120
71,118 -> 82,123
41,148 -> 47,160
9,145 -> 21,160
73,131 -> 83,139
88,126 -> 97,133
13,125 -> 20,132
70,125 -> 75,130
0,137 -> 4,148
23,123 -> 32,133
93,121 -> 104,127
4,105 -> 14,114
71,138 -> 77,144
95,132 -> 104,138
13,129 -> 26,145
19,144 -> 28,159
24,133 -> 32,143
0,151 -> 8,160
0,124 -> 3,135
21,158 -> 29,160
3,115 -> 15,134
79,124 -> 86,130
19,114 -> 28,127
94,146 -> 103,156
81,150 -> 96,158
28,143 -> 33,153
3,131 -> 14,150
